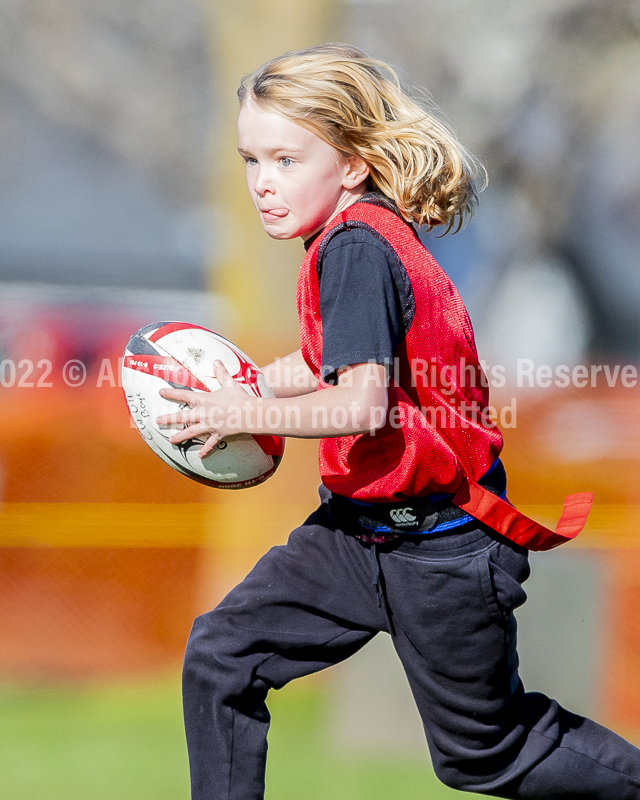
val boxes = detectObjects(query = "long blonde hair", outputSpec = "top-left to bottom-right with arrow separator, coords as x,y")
238,43 -> 485,233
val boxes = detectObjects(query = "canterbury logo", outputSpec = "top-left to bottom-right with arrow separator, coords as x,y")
389,508 -> 418,525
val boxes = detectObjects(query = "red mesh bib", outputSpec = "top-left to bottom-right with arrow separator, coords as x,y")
297,202 -> 502,501
297,201 -> 593,549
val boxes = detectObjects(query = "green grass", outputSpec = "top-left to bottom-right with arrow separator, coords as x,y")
0,677 -> 190,800
266,679 -> 473,800
0,674 -> 472,800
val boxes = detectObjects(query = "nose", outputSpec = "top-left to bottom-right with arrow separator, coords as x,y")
253,165 -> 274,197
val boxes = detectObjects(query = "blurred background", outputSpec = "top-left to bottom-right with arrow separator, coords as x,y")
1,1 -> 639,798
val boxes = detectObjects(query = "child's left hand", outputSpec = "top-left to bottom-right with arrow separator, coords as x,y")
156,361 -> 253,458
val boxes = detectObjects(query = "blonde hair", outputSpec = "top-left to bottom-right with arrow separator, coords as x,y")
238,43 -> 485,233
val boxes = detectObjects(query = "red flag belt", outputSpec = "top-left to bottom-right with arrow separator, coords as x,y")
452,480 -> 594,552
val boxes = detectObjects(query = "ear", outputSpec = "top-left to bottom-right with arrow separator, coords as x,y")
342,155 -> 370,190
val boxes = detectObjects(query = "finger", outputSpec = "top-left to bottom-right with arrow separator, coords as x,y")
159,387 -> 196,404
167,423 -> 211,445
197,432 -> 222,459
156,409 -> 199,427
213,360 -> 236,389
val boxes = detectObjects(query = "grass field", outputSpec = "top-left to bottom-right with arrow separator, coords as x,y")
0,674 -> 474,800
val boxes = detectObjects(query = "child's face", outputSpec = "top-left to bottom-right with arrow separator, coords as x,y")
237,96 -> 368,241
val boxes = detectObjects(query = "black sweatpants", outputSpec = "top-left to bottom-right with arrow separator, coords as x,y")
182,489 -> 640,799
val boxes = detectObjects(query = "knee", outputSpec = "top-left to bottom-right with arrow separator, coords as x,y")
183,608 -> 271,704
433,765 -> 490,794
431,750 -> 514,794
186,609 -> 222,646
183,610 -> 241,690
432,763 -> 470,793
185,610 -> 223,659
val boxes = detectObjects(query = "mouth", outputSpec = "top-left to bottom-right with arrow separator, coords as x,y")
260,208 -> 288,221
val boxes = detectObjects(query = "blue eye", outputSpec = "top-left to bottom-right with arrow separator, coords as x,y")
244,157 -> 257,166
280,157 -> 293,167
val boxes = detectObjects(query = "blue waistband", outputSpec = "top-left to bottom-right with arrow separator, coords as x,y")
353,488 -> 507,536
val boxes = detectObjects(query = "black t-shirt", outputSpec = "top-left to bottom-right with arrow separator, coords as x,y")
304,201 -> 412,384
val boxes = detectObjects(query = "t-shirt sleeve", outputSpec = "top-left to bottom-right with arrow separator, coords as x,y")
318,228 -> 405,384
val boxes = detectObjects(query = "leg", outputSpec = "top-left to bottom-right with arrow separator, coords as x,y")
379,526 -> 640,798
183,504 -> 388,800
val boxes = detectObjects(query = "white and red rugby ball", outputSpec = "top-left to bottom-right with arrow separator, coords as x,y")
121,321 -> 284,489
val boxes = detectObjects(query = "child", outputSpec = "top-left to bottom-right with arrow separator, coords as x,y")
158,43 -> 640,799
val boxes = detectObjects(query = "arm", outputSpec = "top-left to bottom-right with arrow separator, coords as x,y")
160,226 -> 403,455
156,359 -> 388,457
260,349 -> 318,397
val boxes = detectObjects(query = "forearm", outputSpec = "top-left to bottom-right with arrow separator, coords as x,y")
158,361 -> 389,455
260,349 -> 317,397
217,385 -> 387,439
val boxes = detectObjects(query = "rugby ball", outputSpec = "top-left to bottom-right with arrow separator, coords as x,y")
121,321 -> 284,489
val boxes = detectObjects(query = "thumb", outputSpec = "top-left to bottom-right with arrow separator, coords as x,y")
213,360 -> 235,388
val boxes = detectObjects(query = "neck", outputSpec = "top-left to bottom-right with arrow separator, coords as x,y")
302,186 -> 369,243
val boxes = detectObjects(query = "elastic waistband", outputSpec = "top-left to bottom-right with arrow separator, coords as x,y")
330,460 -> 507,540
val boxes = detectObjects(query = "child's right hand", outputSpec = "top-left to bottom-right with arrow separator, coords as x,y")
156,360 -> 257,458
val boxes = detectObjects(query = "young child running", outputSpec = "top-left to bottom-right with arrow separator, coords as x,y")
158,43 -> 640,799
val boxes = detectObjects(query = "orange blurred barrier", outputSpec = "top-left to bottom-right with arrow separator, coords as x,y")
0,546 -> 200,677
601,550 -> 640,727
0,377 -> 319,678
1,372 -> 640,738
500,382 -> 640,730
0,379 -> 207,677
0,383 -> 207,503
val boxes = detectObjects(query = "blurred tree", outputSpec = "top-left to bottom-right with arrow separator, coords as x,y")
0,0 -> 212,205
0,0 -> 214,288
344,0 -> 640,358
